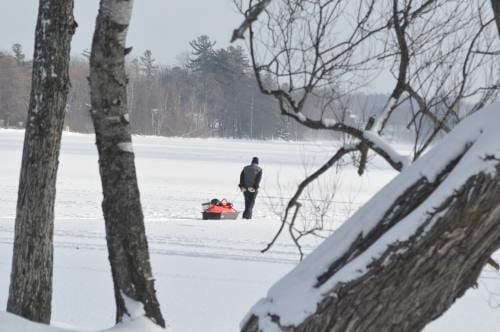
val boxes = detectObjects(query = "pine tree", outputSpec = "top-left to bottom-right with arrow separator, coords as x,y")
11,43 -> 25,65
187,35 -> 216,73
139,49 -> 158,81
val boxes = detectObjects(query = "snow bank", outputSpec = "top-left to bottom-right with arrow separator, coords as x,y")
0,297 -> 171,332
244,107 -> 500,330
0,311 -> 170,332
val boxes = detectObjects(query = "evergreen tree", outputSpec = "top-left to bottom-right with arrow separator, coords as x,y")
11,43 -> 25,65
0,53 -> 29,127
139,49 -> 158,81
211,45 -> 252,137
187,35 -> 216,72
214,45 -> 249,78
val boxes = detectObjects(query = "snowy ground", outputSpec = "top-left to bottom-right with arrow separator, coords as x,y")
0,129 -> 499,331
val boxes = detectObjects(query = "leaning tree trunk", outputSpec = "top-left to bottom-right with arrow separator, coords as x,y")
244,165 -> 500,331
89,0 -> 165,327
242,110 -> 500,332
7,0 -> 76,323
241,112 -> 500,331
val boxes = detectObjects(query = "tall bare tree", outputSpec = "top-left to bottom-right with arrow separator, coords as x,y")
235,0 -> 500,330
7,0 -> 76,323
89,0 -> 165,327
237,0 -> 498,256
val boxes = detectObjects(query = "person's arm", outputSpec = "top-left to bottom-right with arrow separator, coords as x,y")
254,169 -> 262,189
239,169 -> 245,188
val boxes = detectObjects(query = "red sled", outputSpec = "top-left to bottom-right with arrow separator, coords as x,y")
202,198 -> 239,220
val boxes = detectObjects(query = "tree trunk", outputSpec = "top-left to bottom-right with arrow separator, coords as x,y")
243,161 -> 500,331
89,0 -> 165,327
7,0 -> 76,323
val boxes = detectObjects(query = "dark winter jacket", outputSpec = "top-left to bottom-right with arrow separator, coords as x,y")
239,164 -> 262,190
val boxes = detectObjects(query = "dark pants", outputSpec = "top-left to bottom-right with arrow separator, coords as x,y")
243,191 -> 257,219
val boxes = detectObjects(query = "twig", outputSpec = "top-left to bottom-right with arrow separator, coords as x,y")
261,146 -> 358,254
487,257 -> 500,270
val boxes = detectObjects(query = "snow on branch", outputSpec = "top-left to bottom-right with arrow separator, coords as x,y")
283,109 -> 408,172
362,131 -> 410,169
296,112 -> 306,122
371,97 -> 398,134
321,118 -> 336,128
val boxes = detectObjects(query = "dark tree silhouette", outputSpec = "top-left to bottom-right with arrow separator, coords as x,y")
7,0 -> 76,323
89,0 -> 165,327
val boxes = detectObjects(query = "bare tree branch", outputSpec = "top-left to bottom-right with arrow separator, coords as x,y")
262,145 -> 357,255
239,0 -> 499,258
231,0 -> 272,42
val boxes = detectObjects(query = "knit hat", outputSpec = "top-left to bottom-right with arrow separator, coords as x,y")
251,157 -> 259,165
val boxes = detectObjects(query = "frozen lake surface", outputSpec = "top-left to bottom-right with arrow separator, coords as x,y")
0,129 -> 499,331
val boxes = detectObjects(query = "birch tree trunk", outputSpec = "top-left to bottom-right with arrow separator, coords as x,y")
89,0 -> 165,327
7,0 -> 76,323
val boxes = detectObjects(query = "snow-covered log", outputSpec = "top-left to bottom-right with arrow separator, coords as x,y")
89,0 -> 165,327
7,0 -> 76,323
241,107 -> 500,331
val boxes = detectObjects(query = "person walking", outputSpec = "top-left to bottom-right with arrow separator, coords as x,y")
239,157 -> 262,219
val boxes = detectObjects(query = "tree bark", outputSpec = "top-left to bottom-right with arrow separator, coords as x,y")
240,126 -> 500,331
7,0 -> 76,323
243,156 -> 500,331
89,0 -> 165,327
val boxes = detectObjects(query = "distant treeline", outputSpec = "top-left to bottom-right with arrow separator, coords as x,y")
2,37 -> 467,141
1,37 -> 304,140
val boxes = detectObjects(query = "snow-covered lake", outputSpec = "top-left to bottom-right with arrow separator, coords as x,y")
0,129 -> 499,331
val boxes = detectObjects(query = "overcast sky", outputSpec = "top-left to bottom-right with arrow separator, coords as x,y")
0,0 -> 243,65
